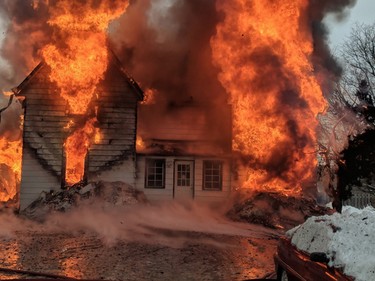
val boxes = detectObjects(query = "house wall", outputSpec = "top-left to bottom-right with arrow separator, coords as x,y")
19,147 -> 61,209
18,61 -> 142,210
21,65 -> 66,179
193,158 -> 232,202
88,158 -> 137,187
94,155 -> 232,202
88,63 -> 140,174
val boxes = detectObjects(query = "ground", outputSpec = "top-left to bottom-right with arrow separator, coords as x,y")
0,202 -> 280,281
0,231 -> 278,280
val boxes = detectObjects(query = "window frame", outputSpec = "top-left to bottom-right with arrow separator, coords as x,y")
145,158 -> 166,189
176,162 -> 192,187
202,160 -> 223,191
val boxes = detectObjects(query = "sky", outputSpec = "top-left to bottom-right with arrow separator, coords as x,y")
325,0 -> 375,49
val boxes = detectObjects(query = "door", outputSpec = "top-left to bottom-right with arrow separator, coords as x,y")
174,161 -> 194,200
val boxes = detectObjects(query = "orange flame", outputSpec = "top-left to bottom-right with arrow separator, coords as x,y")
38,1 -> 129,185
136,136 -> 146,152
211,0 -> 326,194
141,88 -> 157,105
64,118 -> 96,185
40,1 -> 129,115
0,137 -> 22,202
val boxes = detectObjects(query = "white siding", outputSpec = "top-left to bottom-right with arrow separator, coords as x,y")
20,153 -> 233,206
136,156 -> 231,202
194,159 -> 231,202
135,156 -> 174,201
20,147 -> 61,210
89,158 -> 136,186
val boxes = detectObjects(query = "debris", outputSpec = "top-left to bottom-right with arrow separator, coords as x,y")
227,191 -> 328,230
21,181 -> 148,220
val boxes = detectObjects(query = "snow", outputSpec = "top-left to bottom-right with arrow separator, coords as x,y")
287,206 -> 375,281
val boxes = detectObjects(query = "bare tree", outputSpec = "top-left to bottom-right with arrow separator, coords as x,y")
341,22 -> 375,102
317,22 -> 375,211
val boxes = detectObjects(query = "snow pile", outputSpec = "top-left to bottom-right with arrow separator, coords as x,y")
287,206 -> 375,281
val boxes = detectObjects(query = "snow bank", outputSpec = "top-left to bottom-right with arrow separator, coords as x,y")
287,206 -> 375,281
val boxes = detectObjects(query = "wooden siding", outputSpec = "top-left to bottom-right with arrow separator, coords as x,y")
95,155 -> 231,201
88,63 -> 139,174
18,61 -> 141,190
88,158 -> 136,185
193,159 -> 231,202
21,65 -> 65,177
135,156 -> 174,201
20,147 -> 61,210
137,104 -> 232,156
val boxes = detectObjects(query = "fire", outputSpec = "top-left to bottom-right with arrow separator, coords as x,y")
136,136 -> 146,152
141,88 -> 157,105
64,118 -> 96,185
211,0 -> 326,194
38,0 -> 129,185
40,1 -> 129,115
0,137 -> 22,202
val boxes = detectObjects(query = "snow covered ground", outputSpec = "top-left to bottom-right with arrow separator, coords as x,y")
288,206 -> 375,281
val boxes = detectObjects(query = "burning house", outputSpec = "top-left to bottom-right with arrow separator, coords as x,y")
0,0 -> 359,210
14,52 -> 233,210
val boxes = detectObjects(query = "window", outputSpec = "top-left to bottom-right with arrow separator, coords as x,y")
176,163 -> 191,187
145,159 -> 165,188
203,161 -> 223,190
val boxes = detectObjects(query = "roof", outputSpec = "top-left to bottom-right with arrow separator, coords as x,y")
13,50 -> 144,101
136,103 -> 232,156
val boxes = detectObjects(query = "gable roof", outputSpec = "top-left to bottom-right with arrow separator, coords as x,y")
13,51 -> 143,101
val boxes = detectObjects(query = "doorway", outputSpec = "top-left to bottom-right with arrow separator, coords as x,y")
174,160 -> 194,200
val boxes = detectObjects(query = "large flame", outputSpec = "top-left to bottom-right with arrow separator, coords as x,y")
64,118 -> 99,185
0,137 -> 22,202
211,0 -> 326,194
39,0 -> 129,185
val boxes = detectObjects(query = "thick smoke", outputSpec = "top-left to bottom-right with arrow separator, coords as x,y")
0,0 -> 52,88
111,0 -> 226,105
0,0 -> 359,109
0,0 -> 359,197
109,0 -> 230,147
306,0 -> 357,88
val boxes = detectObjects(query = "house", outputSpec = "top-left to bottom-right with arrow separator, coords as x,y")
15,53 -> 233,209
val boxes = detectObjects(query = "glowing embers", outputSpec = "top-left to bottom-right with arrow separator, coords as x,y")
211,0 -> 326,194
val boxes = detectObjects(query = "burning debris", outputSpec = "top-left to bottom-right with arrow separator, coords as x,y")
21,181 -> 148,220
228,191 -> 328,230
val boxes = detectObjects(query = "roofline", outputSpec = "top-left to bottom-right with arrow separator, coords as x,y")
109,49 -> 144,101
13,50 -> 144,101
13,62 -> 44,95
136,152 -> 233,158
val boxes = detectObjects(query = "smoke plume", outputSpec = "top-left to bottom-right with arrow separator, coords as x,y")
0,0 -> 359,199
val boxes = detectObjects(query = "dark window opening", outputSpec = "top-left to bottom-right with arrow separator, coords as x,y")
203,161 -> 223,191
145,159 -> 165,188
